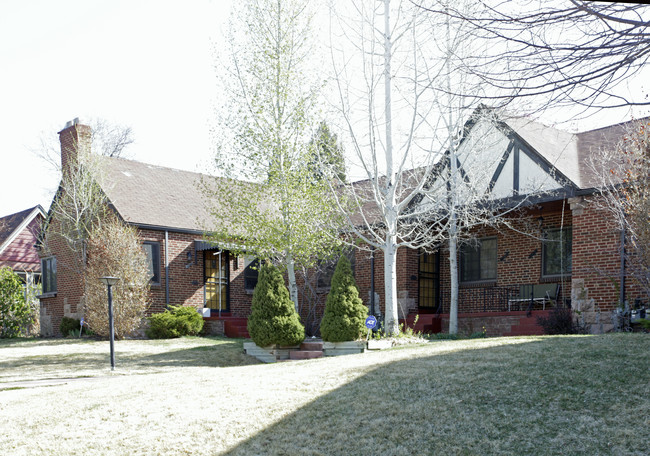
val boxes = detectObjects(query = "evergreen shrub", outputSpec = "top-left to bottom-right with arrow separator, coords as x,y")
146,305 -> 204,339
60,317 -> 81,337
247,263 -> 305,347
0,267 -> 35,338
320,255 -> 367,342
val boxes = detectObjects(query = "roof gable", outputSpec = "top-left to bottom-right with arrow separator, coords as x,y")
0,206 -> 46,254
0,206 -> 46,271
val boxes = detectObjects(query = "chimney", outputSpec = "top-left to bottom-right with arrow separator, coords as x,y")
58,118 -> 92,174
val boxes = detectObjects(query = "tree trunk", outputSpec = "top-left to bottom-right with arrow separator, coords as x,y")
448,222 -> 459,335
286,252 -> 299,312
383,234 -> 399,335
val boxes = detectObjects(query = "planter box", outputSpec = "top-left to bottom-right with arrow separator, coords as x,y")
243,342 -> 300,363
367,339 -> 392,350
322,340 -> 366,357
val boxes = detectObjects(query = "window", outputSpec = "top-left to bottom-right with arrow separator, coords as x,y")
542,228 -> 572,277
41,257 -> 57,294
244,258 -> 260,291
460,238 -> 497,282
318,250 -> 356,288
418,250 -> 439,309
142,242 -> 161,285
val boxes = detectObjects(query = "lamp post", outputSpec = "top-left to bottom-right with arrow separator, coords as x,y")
99,276 -> 120,371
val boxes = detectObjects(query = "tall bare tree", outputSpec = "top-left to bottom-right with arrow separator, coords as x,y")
326,0 -> 539,334
415,0 -> 650,116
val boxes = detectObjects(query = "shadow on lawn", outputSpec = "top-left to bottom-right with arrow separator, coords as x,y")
0,337 -> 260,380
130,341 -> 262,368
223,334 -> 648,456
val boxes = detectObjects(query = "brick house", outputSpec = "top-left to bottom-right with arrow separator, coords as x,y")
38,115 -> 644,337
0,205 -> 46,296
377,114 -> 645,336
38,120 -> 259,336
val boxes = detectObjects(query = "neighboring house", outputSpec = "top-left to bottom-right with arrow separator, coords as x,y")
0,205 -> 46,299
38,115 -> 644,337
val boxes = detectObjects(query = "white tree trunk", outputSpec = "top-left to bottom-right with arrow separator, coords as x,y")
383,237 -> 399,335
286,252 -> 299,311
448,219 -> 459,335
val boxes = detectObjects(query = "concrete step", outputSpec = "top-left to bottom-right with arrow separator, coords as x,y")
289,350 -> 323,360
300,341 -> 323,351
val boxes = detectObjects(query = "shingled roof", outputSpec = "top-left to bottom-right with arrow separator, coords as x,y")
84,114 -> 644,235
98,157 -> 219,233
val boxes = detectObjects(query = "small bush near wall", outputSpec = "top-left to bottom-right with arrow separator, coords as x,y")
537,307 -> 578,335
146,306 -> 204,339
60,317 -> 81,337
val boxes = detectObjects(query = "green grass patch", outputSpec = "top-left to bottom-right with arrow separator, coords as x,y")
0,334 -> 647,455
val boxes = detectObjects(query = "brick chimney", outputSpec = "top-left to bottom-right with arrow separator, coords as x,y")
58,118 -> 92,174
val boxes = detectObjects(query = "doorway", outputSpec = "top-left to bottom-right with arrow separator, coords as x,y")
204,250 -> 229,313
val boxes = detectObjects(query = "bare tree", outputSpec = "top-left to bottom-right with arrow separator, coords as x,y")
84,214 -> 151,339
39,121 -> 150,338
327,0 -> 565,334
34,117 -> 134,172
415,0 -> 650,117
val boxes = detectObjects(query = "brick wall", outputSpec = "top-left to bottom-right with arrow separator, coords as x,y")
38,219 -> 86,336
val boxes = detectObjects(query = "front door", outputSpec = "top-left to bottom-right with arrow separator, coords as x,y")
418,250 -> 440,311
204,250 -> 229,313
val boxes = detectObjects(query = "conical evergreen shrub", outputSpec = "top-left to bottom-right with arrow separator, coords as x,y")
320,255 -> 368,342
247,263 -> 305,347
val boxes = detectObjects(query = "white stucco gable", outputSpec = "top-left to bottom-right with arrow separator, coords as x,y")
412,111 -> 577,214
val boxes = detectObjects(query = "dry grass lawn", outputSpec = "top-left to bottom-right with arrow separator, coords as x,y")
0,334 -> 648,455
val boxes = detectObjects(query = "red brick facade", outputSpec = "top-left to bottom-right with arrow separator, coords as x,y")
39,120 -> 643,337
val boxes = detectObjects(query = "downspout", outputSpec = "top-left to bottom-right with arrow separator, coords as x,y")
165,230 -> 170,306
619,229 -> 626,307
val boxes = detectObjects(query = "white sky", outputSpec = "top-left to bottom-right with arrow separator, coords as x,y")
1,0 -> 648,218
0,0 -> 229,216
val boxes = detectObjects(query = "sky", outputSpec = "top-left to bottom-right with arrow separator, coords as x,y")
1,0 -> 649,218
0,0 -> 229,216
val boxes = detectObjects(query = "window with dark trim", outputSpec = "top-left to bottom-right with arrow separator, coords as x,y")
318,249 -> 356,288
41,256 -> 57,293
542,227 -> 572,277
142,242 -> 161,285
460,238 -> 497,283
244,258 -> 260,291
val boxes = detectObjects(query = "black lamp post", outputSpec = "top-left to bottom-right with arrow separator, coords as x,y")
99,276 -> 120,371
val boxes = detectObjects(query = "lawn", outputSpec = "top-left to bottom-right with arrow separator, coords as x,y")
0,334 -> 648,455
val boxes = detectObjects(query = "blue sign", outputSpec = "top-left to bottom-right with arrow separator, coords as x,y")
365,315 -> 377,329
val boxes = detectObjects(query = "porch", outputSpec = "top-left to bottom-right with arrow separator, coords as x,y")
403,283 -> 567,336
